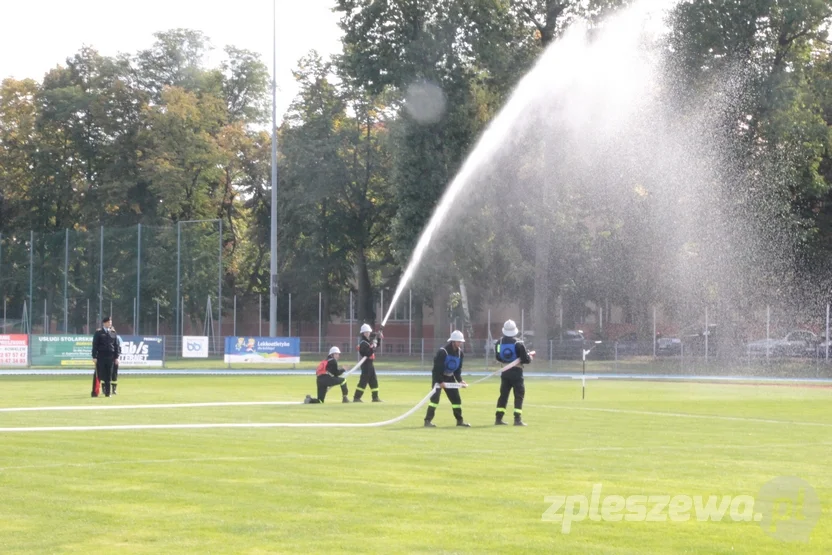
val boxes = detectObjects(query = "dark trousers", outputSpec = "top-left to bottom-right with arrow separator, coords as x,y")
496,368 -> 525,420
112,360 -> 119,392
354,362 -> 379,400
425,377 -> 463,422
308,374 -> 348,403
95,358 -> 115,396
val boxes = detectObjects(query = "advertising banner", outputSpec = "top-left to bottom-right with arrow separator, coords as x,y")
118,336 -> 164,367
0,335 -> 28,367
31,335 -> 94,367
223,337 -> 300,364
182,336 -> 209,358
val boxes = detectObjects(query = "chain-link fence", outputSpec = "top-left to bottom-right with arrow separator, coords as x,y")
0,222 -> 223,336
2,224 -> 832,376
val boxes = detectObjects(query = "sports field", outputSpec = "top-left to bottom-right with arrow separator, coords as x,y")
0,375 -> 829,553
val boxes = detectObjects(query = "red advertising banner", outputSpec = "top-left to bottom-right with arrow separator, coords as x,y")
0,334 -> 28,367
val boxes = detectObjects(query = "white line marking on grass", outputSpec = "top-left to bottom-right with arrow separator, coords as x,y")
531,404 -> 832,428
0,388 -> 439,433
0,401 -> 302,412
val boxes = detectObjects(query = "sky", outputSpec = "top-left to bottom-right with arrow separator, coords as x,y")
0,0 -> 343,119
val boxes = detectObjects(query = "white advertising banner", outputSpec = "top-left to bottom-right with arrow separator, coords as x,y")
182,336 -> 209,358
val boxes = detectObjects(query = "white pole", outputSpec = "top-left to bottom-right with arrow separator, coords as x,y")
259,294 -> 262,336
233,295 -> 237,336
599,306 -> 603,334
288,293 -> 292,336
380,289 -> 384,327
156,300 -> 160,336
349,290 -> 353,341
766,304 -> 770,361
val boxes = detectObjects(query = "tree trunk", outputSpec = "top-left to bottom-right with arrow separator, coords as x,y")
433,285 -> 450,344
355,247 -> 375,326
458,278 -> 475,343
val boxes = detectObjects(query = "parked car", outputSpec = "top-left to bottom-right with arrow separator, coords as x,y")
746,330 -> 819,357
656,333 -> 681,355
552,330 -> 589,360
614,332 -> 643,356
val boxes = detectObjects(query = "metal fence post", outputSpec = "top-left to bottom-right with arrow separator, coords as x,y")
318,291 -> 322,353
408,289 -> 412,356
652,305 -> 657,358
29,230 -> 34,329
98,226 -> 103,323
826,302 -> 830,362
175,222 -> 181,341
137,223 -> 141,334
64,228 -> 69,333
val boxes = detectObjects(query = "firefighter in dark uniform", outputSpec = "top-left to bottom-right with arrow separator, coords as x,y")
494,319 -> 532,426
353,323 -> 383,403
424,330 -> 470,427
304,346 -> 350,404
91,316 -> 120,397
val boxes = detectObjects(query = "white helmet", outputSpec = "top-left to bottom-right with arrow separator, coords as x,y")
360,323 -> 373,334
502,319 -> 519,337
329,346 -> 341,355
448,330 -> 465,343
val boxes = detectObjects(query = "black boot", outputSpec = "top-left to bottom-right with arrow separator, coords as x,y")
111,383 -> 118,396
424,420 -> 436,428
456,420 -> 471,427
342,396 -> 350,403
495,417 -> 508,426
514,414 -> 526,426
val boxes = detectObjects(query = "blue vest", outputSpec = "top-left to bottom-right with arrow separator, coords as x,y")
443,350 -> 461,375
498,342 -> 518,363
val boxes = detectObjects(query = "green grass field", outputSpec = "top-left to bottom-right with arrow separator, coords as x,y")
0,375 -> 829,553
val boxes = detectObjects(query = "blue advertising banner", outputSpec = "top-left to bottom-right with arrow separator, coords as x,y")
224,337 -> 300,364
118,336 -> 165,367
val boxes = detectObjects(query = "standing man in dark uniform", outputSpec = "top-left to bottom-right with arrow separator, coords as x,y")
304,346 -> 350,404
353,323 -> 383,403
91,316 -> 119,397
494,319 -> 532,426
424,330 -> 470,427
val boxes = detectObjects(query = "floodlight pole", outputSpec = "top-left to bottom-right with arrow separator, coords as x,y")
269,0 -> 279,337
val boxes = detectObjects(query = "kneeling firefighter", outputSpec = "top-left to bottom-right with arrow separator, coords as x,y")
305,346 -> 350,404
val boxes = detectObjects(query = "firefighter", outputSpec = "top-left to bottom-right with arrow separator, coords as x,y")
424,330 -> 470,428
304,346 -> 350,404
494,319 -> 532,426
353,323 -> 383,403
91,316 -> 119,397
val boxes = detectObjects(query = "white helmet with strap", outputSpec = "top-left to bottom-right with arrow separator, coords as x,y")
502,319 -> 519,337
360,323 -> 373,334
329,346 -> 341,355
448,330 -> 465,343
